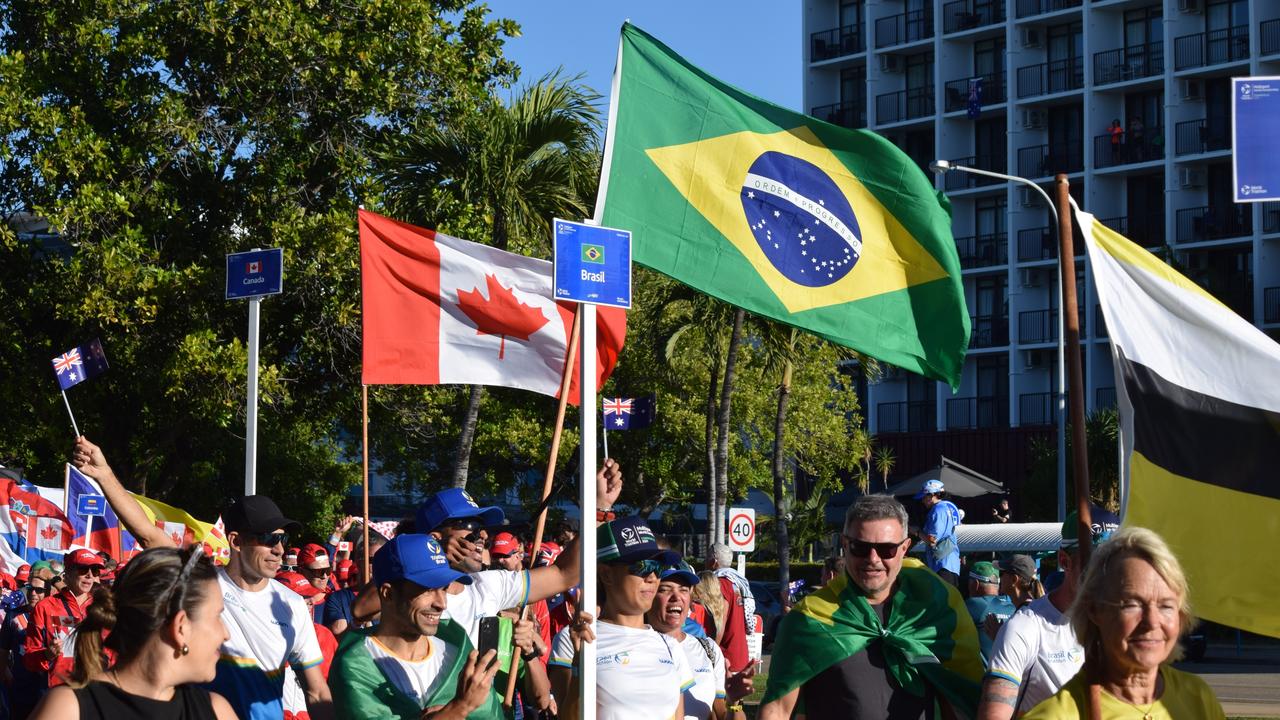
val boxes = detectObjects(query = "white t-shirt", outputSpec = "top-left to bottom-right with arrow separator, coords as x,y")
550,621 -> 695,720
443,568 -> 530,647
363,634 -> 458,708
986,594 -> 1084,714
208,568 -> 325,720
678,633 -> 725,720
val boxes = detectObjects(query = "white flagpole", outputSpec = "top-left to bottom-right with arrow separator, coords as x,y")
60,390 -> 80,438
579,303 -> 598,717
602,417 -> 609,460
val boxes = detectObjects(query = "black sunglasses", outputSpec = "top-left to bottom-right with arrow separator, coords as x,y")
626,559 -> 663,577
250,532 -> 290,548
843,536 -> 906,559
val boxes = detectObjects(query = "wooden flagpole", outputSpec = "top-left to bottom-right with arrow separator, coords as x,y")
362,385 -> 371,582
503,306 -> 582,706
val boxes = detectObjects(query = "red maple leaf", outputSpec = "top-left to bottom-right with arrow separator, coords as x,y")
170,531 -> 183,545
40,524 -> 58,540
455,274 -> 551,359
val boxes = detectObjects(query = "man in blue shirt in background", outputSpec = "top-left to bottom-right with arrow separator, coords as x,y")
917,479 -> 961,585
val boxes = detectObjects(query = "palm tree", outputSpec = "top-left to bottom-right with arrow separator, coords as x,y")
378,72 -> 601,488
874,445 -> 896,490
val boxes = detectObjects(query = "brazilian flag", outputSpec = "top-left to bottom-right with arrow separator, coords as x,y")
598,24 -> 969,387
763,558 -> 984,715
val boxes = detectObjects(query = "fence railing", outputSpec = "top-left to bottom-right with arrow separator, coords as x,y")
876,86 -> 935,124
875,10 -> 934,48
1174,118 -> 1229,156
944,72 -> 1007,112
1099,213 -> 1165,248
1263,19 -> 1280,57
1176,205 -> 1253,243
1096,386 -> 1117,409
1262,203 -> 1280,235
1092,44 -> 1163,86
1017,56 -> 1083,98
1174,26 -> 1249,71
810,24 -> 865,61
956,232 -> 1008,269
812,100 -> 867,129
877,401 -> 936,433
1265,287 -> 1280,324
943,0 -> 1006,33
1093,130 -> 1164,168
1019,392 -> 1055,426
1017,141 -> 1084,179
946,396 -> 1007,429
1018,309 -> 1058,344
970,315 -> 1010,348
1018,226 -> 1056,261
1015,0 -> 1080,19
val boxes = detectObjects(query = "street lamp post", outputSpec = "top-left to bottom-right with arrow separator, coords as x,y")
929,160 -> 1067,522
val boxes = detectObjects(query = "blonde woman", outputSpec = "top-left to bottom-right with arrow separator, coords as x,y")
1022,527 -> 1225,719
693,570 -> 728,644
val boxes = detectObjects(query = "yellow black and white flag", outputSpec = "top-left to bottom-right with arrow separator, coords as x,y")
1080,211 -> 1280,638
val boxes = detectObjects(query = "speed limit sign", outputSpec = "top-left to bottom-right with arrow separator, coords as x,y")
728,507 -> 755,553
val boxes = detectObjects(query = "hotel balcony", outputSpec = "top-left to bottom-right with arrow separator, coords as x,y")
1176,205 -> 1252,244
1016,57 -> 1083,99
812,100 -> 867,129
1173,119 -> 1228,157
1017,141 -> 1083,179
946,396 -> 1008,429
811,23 -> 865,62
875,10 -> 934,49
876,86 -> 935,124
1173,26 -> 1249,71
956,232 -> 1009,269
944,72 -> 1007,112
1093,131 -> 1164,169
1014,0 -> 1080,20
942,0 -> 1006,34
878,401 -> 935,433
1092,43 -> 1163,86
970,314 -> 1010,348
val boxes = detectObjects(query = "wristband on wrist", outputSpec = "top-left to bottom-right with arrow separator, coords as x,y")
596,510 -> 616,522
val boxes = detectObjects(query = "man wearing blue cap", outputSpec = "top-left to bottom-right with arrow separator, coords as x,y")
330,534 -> 502,719
917,478 -> 961,586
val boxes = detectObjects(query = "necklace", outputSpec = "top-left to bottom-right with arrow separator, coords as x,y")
1133,700 -> 1157,720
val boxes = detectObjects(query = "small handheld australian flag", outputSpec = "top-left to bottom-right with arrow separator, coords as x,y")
51,339 -> 109,391
602,395 -> 656,430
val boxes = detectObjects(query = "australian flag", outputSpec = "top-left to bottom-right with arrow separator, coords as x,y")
51,338 -> 109,391
602,395 -> 656,430
966,77 -> 983,119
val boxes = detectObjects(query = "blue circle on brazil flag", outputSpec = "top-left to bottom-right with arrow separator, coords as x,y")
740,151 -> 862,287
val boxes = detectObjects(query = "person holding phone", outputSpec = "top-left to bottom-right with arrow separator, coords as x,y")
330,534 -> 502,719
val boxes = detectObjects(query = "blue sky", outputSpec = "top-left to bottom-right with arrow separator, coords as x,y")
489,1 -> 802,111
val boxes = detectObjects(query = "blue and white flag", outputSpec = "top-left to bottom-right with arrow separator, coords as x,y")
51,338 -> 109,391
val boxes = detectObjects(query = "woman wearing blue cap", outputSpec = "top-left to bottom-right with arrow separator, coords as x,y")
549,516 -> 693,720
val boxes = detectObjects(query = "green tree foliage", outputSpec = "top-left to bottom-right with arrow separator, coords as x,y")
1025,408 -> 1121,520
0,0 -> 517,534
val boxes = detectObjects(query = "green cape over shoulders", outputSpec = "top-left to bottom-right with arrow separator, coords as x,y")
763,557 -> 984,717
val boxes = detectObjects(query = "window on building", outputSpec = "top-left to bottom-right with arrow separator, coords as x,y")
1123,6 -> 1162,49
975,118 -> 1006,170
976,196 -> 1007,238
840,0 -> 864,30
1206,0 -> 1247,33
1125,174 -> 1164,244
973,38 -> 1005,77
1048,103 -> 1083,155
1047,21 -> 1083,63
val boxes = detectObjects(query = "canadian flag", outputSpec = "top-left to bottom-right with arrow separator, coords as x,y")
246,261 -> 261,273
31,516 -> 69,551
359,210 -> 625,401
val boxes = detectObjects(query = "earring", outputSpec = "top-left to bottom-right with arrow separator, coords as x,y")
181,644 -> 189,656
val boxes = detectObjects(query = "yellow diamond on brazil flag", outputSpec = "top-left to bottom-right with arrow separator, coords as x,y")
598,23 -> 970,388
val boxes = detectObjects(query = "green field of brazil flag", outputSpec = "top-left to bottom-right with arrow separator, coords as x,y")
598,23 -> 970,388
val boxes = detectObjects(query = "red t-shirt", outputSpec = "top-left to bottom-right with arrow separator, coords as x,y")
24,589 -> 90,686
717,577 -> 749,672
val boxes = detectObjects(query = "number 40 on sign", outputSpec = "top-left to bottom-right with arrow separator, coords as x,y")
728,507 -> 755,553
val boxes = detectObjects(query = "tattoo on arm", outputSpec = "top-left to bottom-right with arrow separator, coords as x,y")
978,677 -> 1021,718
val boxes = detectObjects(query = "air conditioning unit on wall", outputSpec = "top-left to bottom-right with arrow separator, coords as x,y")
1023,349 -> 1047,370
879,54 -> 903,73
1019,186 -> 1038,207
1178,0 -> 1203,14
1020,267 -> 1044,287
1180,78 -> 1204,101
1022,108 -> 1047,129
1179,166 -> 1207,188
1020,27 -> 1043,48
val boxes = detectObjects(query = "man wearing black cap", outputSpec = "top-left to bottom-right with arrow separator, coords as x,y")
69,437 -> 333,720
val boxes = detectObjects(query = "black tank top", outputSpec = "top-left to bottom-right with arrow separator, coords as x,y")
73,681 -> 217,720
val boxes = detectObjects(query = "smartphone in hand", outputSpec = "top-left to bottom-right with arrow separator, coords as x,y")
478,616 -> 501,661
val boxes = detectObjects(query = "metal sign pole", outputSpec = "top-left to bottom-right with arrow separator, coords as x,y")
245,296 -> 261,496
579,302 -> 598,717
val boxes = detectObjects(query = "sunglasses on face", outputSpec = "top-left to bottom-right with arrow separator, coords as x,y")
843,536 -> 905,559
76,566 -> 104,577
626,559 -> 664,577
250,532 -> 290,548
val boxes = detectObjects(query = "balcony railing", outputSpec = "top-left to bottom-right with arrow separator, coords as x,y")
878,401 -> 936,433
956,232 -> 1008,269
1019,392 -> 1055,426
1095,304 -> 1108,338
1017,57 -> 1084,98
1018,226 -> 1056,261
1263,202 -> 1280,235
811,24 -> 865,61
876,86 -> 935,124
1018,309 -> 1058,344
943,155 -> 1007,190
1096,386 -> 1117,409
1099,213 -> 1165,248
970,315 -> 1010,348
1093,44 -> 1163,86
1174,119 -> 1229,156
1263,19 -> 1280,57
1266,287 -> 1280,324
943,0 -> 1006,33
1018,141 -> 1084,179
875,10 -> 934,48
1093,131 -> 1164,169
944,72 -> 1007,112
1015,0 -> 1080,19
1174,26 -> 1249,71
946,396 -> 1008,429
813,100 -> 868,129
1176,206 -> 1252,243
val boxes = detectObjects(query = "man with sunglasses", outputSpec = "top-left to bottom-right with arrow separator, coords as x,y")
488,532 -> 524,572
22,548 -> 104,688
759,495 -> 983,720
1,578 -> 49,717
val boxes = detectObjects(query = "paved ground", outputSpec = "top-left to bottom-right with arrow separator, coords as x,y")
1181,645 -> 1280,718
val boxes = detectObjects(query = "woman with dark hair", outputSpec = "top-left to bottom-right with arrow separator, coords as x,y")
29,546 -> 237,719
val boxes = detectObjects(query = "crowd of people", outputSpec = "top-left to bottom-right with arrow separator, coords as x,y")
0,437 -> 1229,719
